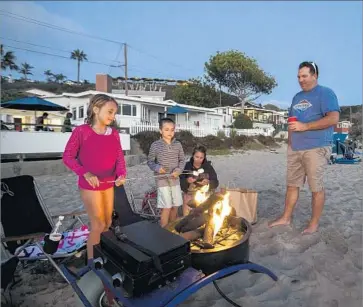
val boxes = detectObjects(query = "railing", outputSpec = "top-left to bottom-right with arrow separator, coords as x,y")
130,122 -> 219,137
0,122 -> 131,157
129,122 -> 270,137
222,128 -> 269,137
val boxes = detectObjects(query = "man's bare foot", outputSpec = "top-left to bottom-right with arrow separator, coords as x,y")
268,217 -> 291,228
301,223 -> 318,235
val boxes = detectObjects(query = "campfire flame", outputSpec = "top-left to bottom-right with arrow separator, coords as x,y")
193,185 -> 232,241
194,184 -> 209,205
211,193 -> 232,239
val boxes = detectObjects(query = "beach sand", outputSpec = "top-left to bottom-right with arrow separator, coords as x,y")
4,145 -> 363,307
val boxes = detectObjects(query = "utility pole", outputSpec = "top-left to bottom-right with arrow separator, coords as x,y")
124,43 -> 128,96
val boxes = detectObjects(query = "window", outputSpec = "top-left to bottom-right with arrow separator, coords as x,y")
122,104 -> 132,116
79,106 -> 84,118
118,103 -> 137,116
72,108 -> 76,120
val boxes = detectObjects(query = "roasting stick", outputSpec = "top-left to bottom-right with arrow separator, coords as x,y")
99,168 -> 205,184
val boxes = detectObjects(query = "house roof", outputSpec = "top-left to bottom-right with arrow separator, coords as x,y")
43,90 -> 222,115
25,88 -> 56,97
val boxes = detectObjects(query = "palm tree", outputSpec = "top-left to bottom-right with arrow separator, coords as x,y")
44,70 -> 54,82
70,49 -> 87,83
19,62 -> 33,81
1,44 -> 18,71
54,73 -> 66,84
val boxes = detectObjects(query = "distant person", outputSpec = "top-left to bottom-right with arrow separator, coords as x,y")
62,112 -> 73,132
35,112 -> 49,131
269,61 -> 340,234
1,120 -> 10,130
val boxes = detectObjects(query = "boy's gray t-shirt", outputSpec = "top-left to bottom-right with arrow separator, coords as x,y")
147,139 -> 185,187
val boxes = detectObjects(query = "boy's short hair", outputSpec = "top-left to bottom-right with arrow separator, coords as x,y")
159,117 -> 175,129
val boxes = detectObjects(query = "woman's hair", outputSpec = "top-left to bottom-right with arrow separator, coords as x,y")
192,145 -> 207,164
85,94 -> 118,125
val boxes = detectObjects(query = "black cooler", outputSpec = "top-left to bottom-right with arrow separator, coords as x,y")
93,220 -> 191,297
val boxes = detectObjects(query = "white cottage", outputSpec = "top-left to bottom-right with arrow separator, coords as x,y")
43,90 -> 223,136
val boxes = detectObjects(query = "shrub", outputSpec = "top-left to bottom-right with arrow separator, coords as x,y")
233,114 -> 253,129
257,135 -> 277,147
231,135 -> 253,148
216,130 -> 226,138
132,131 -> 160,155
175,130 -> 197,154
199,135 -> 228,150
230,128 -> 237,139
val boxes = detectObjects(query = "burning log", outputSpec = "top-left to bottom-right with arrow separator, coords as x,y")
187,199 -> 198,209
180,228 -> 204,241
192,193 -> 225,215
203,207 -> 215,248
175,193 -> 224,233
174,213 -> 207,233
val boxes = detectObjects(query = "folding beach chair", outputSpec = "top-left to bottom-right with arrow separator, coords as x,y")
1,175 -> 88,282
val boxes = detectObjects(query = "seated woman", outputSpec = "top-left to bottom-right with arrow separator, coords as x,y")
180,145 -> 219,216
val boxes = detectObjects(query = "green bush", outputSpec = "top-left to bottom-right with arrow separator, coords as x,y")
232,135 -> 253,148
132,131 -> 160,155
175,130 -> 197,154
233,114 -> 253,129
257,135 -> 277,146
216,130 -> 226,138
230,129 -> 237,139
199,135 -> 228,150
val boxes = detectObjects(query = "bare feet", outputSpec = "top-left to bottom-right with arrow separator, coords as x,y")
301,223 -> 318,235
268,217 -> 291,228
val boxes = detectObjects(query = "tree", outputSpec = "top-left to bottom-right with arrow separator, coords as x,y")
70,49 -> 88,83
54,73 -> 66,84
233,113 -> 253,129
44,70 -> 54,82
19,62 -> 33,81
205,50 -> 277,111
171,78 -> 220,108
1,44 -> 18,71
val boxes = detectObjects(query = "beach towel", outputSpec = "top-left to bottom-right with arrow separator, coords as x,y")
15,225 -> 89,259
226,188 -> 258,224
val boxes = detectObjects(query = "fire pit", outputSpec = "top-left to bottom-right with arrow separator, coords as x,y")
166,186 -> 252,275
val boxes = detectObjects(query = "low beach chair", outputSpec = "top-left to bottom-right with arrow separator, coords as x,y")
1,175 -> 88,282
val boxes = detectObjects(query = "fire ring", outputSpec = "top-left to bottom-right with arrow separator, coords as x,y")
166,190 -> 252,275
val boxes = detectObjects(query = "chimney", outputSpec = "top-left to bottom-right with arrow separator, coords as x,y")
96,74 -> 112,93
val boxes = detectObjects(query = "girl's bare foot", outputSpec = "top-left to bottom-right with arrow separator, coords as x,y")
301,223 -> 318,235
268,217 -> 291,228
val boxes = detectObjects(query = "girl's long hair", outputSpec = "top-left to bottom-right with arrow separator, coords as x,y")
85,94 -> 118,125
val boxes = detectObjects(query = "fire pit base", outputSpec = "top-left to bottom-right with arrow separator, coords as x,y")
167,216 -> 252,275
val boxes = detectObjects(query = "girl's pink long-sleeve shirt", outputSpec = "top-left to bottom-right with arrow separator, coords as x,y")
62,124 -> 127,191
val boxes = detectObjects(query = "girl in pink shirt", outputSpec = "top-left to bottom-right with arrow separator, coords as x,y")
63,94 -> 127,264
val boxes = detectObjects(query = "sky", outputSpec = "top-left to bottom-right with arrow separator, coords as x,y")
1,1 -> 362,108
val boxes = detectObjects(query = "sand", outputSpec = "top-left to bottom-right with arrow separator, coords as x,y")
3,145 -> 362,307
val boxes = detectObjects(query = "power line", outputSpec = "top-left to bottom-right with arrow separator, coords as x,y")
0,10 -> 124,45
1,9 -> 195,79
0,37 -> 122,63
2,44 -> 122,68
1,9 -> 195,74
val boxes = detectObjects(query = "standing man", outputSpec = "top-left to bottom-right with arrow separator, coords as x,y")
269,61 -> 340,234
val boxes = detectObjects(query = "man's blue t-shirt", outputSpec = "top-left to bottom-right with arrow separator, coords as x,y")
289,84 -> 340,151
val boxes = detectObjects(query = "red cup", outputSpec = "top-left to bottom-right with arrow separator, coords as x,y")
288,116 -> 297,123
